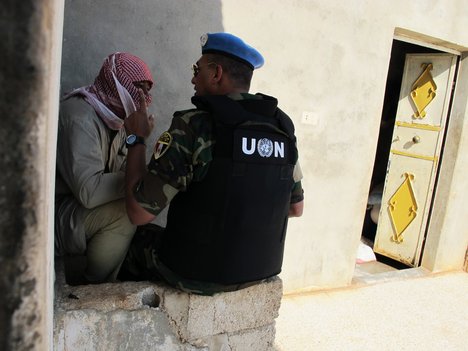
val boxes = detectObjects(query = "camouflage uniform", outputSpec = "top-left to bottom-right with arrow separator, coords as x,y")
121,93 -> 303,295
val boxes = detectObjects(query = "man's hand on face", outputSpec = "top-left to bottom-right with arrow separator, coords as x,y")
124,88 -> 154,138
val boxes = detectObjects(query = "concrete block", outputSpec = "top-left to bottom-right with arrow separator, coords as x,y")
185,323 -> 276,351
54,308 -> 184,351
54,277 -> 283,350
55,281 -> 163,312
228,323 -> 276,351
162,277 -> 282,341
55,310 -> 101,350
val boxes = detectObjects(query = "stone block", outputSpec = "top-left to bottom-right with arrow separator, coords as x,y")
55,281 -> 163,312
54,308 -> 184,351
228,323 -> 276,351
184,323 -> 276,351
54,277 -> 283,350
162,277 -> 282,342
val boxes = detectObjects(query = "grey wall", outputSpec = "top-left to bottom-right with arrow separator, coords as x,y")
61,0 -> 223,143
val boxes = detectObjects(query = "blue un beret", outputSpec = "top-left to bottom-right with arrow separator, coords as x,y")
200,32 -> 264,70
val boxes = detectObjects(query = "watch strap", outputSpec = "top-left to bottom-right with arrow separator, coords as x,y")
126,135 -> 146,147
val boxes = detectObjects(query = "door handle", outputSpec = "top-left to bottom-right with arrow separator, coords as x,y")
412,135 -> 421,144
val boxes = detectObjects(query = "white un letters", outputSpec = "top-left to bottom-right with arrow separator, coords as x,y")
242,137 -> 285,158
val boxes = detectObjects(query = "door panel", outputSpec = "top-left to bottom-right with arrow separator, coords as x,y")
374,54 -> 457,266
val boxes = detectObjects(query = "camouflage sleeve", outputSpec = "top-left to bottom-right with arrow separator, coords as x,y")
291,161 -> 304,203
133,110 -> 214,215
291,181 -> 304,204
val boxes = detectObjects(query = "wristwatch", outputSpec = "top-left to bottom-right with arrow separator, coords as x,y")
125,134 -> 145,147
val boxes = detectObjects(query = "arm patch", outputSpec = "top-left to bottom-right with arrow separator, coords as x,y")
153,131 -> 173,160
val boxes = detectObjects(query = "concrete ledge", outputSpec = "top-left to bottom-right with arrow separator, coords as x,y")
351,266 -> 430,286
54,277 -> 282,350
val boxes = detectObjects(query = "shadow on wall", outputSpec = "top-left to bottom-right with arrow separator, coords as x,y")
61,0 -> 223,137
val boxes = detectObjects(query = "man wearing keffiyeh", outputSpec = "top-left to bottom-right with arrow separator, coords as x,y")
55,52 -> 154,284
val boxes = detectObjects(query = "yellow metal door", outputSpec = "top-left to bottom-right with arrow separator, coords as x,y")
374,53 -> 457,266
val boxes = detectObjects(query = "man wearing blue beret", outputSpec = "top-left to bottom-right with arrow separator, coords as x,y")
121,32 -> 304,295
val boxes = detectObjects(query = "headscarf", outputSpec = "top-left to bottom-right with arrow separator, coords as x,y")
63,52 -> 153,130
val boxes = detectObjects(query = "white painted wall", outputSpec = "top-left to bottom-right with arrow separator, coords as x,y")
220,0 -> 468,291
61,0 -> 468,293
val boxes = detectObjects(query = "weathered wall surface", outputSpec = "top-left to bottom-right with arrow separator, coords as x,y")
220,1 -> 468,291
61,0 -> 468,294
0,0 -> 63,350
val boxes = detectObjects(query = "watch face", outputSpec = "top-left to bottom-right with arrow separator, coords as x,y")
127,134 -> 137,144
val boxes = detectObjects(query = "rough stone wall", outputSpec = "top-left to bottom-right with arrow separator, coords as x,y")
0,1 -> 62,350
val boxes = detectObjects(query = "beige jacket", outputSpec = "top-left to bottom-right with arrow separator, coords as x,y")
55,97 -> 127,255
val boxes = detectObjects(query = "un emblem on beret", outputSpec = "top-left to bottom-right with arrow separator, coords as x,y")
200,34 -> 208,47
257,138 -> 274,157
